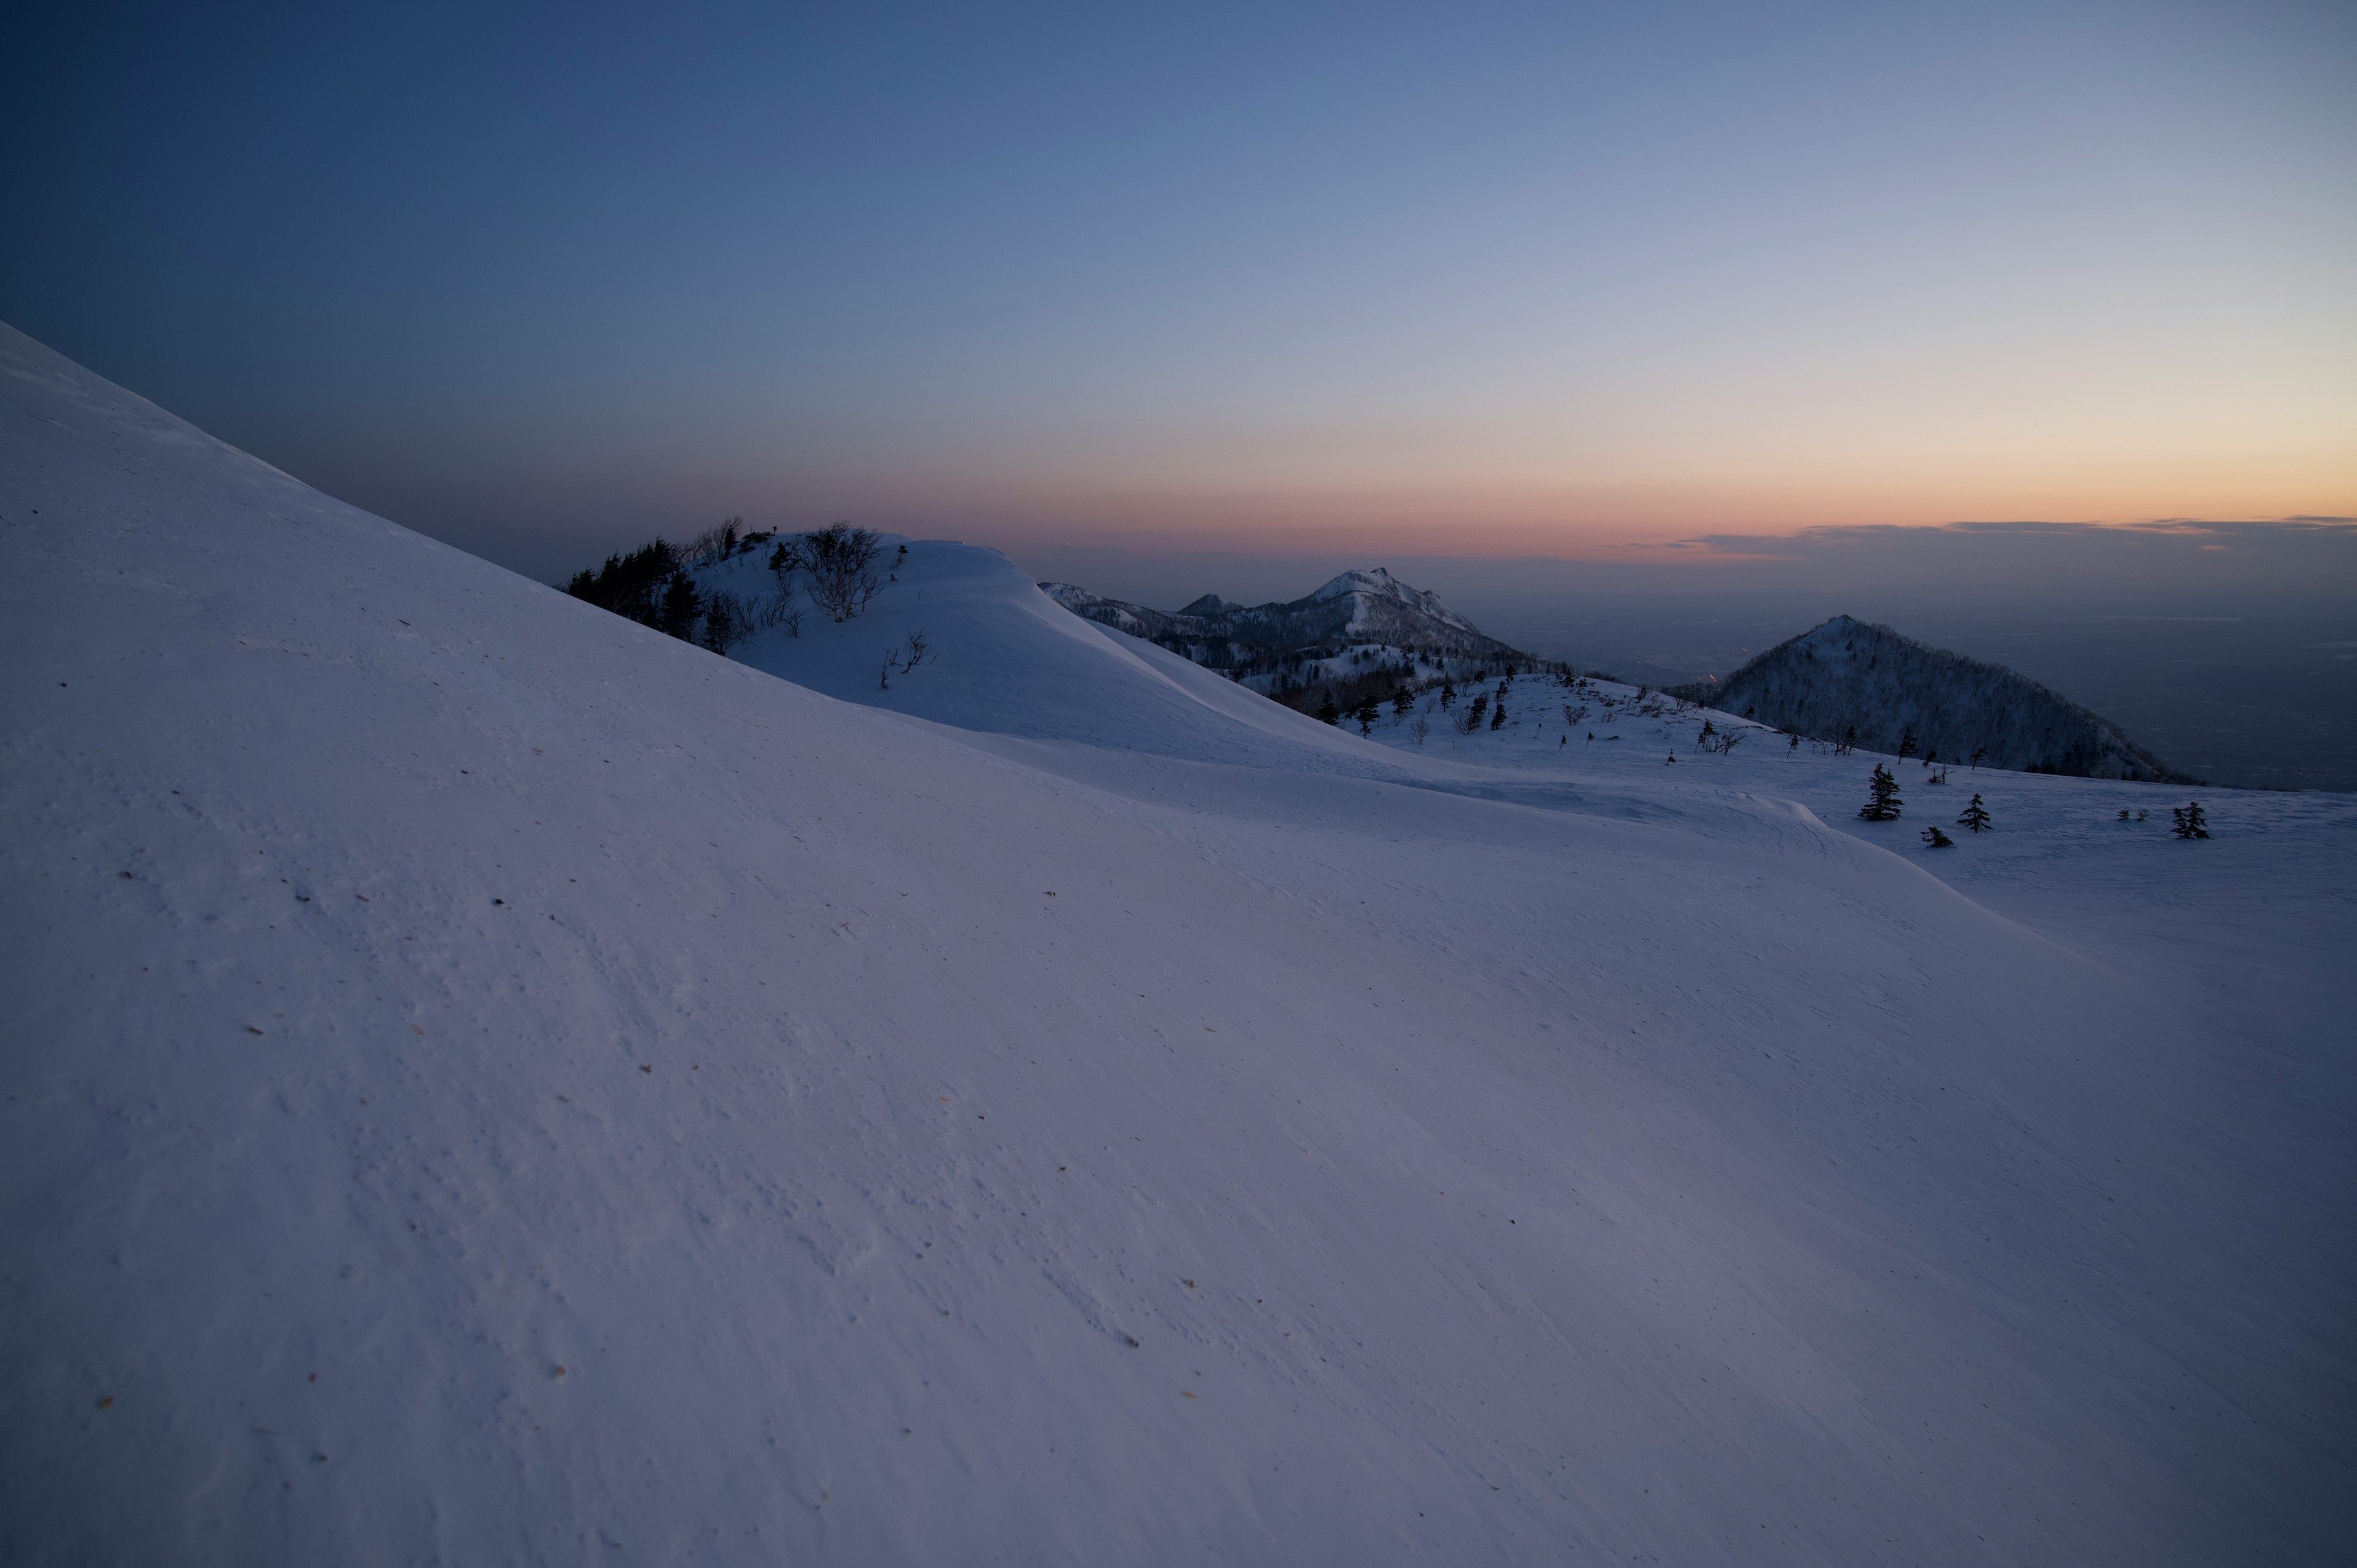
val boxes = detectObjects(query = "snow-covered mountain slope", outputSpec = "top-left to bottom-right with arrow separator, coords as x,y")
1671,613 -> 2187,781
684,542 -> 1403,773
1043,566 -> 1521,668
4,322 -> 2353,1566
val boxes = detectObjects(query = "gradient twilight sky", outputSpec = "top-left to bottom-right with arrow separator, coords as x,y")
4,1 -> 2353,584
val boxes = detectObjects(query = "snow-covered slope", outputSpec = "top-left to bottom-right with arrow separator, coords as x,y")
1671,613 -> 2187,781
687,542 -> 1399,773
4,322 -> 2352,1566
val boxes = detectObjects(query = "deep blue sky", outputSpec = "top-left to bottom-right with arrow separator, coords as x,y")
4,1 -> 2351,591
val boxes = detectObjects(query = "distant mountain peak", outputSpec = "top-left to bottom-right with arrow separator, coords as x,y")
1312,567 -> 1396,600
1676,616 -> 2191,782
1047,569 -> 1514,660
1042,568 -> 1528,710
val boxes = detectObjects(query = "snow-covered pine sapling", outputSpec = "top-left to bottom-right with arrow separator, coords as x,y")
1921,825 -> 1955,848
1858,763 -> 1903,821
2170,802 -> 2210,840
1957,794 -> 1992,833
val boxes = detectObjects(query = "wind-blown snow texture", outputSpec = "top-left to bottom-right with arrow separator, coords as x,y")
3,322 -> 2353,1566
1672,614 -> 2188,781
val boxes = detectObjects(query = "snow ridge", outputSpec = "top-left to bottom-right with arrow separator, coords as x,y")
3,322 -> 2351,1567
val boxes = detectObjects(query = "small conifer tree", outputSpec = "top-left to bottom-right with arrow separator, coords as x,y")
658,573 -> 701,640
700,590 -> 745,655
1921,825 -> 1954,848
1858,763 -> 1903,821
2170,801 -> 2210,840
1957,794 -> 1992,833
1317,692 -> 1340,725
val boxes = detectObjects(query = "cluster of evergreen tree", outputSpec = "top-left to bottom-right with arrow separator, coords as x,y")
563,539 -> 684,630
560,519 -> 885,655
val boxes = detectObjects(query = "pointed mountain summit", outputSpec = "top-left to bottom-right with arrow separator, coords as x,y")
1674,615 -> 2190,780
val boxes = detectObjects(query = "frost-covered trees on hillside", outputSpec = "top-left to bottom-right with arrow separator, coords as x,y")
805,523 -> 884,622
563,521 -> 886,651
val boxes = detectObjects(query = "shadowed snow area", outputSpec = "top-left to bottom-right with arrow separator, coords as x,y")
2,322 -> 2351,1565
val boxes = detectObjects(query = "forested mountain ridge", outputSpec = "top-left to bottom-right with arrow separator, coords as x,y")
1673,615 -> 2192,781
1042,568 -> 1523,670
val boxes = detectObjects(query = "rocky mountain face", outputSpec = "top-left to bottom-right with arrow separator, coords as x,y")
1042,568 -> 1523,673
1673,616 -> 2190,781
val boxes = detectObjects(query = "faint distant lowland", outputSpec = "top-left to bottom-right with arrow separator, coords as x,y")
1667,616 -> 2192,783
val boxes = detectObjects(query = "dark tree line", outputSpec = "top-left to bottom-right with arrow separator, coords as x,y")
562,520 -> 886,651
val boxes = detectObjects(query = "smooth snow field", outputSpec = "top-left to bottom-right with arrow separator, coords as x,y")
4,323 -> 2353,1566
